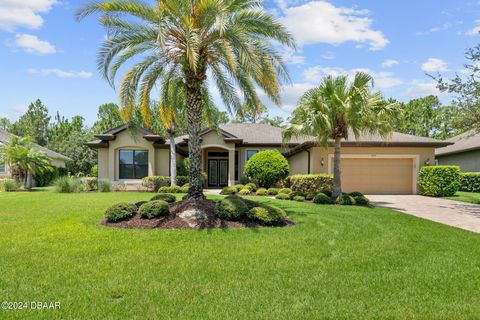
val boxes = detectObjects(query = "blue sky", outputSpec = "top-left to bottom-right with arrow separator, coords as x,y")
0,0 -> 479,126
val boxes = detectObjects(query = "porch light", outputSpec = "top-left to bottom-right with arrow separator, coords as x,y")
424,158 -> 430,166
320,158 -> 324,166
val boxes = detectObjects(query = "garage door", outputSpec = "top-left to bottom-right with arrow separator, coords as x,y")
340,158 -> 414,194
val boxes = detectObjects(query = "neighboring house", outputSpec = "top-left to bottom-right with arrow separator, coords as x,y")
0,129 -> 70,178
436,130 -> 480,172
87,123 -> 451,194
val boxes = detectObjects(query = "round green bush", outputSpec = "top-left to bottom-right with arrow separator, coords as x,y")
151,193 -> 176,203
158,186 -> 181,193
220,186 -> 237,195
313,193 -> 331,204
180,185 -> 189,193
247,205 -> 287,225
353,195 -> 370,206
305,192 -> 316,200
215,198 -> 248,220
244,150 -> 289,188
293,196 -> 305,202
320,189 -> 332,197
238,188 -> 251,195
336,194 -> 356,205
234,184 -> 245,191
105,202 -> 136,222
256,188 -> 267,196
349,191 -> 364,197
244,182 -> 257,191
288,191 -> 305,200
279,188 -> 292,194
134,201 -> 148,208
419,166 -> 461,197
275,193 -> 290,200
267,188 -> 279,195
138,200 -> 170,219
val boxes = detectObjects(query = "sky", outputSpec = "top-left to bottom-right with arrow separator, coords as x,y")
0,0 -> 479,126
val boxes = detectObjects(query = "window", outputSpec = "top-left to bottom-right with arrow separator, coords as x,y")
246,150 -> 259,161
0,161 -> 4,173
119,150 -> 148,179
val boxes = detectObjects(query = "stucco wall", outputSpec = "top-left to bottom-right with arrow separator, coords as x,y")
437,150 -> 480,172
288,151 -> 309,175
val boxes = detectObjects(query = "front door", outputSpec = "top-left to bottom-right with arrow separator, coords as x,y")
208,159 -> 228,187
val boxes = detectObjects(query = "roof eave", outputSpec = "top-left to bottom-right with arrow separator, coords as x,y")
436,145 -> 480,157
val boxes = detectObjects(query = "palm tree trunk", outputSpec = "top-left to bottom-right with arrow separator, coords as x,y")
169,119 -> 177,186
186,81 -> 205,200
332,137 -> 342,199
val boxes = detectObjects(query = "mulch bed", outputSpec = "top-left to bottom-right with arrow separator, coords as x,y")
102,199 -> 294,230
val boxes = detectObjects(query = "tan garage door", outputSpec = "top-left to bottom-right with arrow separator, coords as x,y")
340,158 -> 414,194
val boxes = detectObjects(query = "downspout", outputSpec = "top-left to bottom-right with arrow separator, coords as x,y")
306,150 -> 311,174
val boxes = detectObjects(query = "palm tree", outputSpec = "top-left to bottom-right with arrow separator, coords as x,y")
283,72 -> 399,198
76,0 -> 294,199
0,136 -> 53,189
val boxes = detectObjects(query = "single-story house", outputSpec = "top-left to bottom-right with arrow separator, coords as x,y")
436,129 -> 480,172
0,129 -> 70,179
87,123 -> 451,194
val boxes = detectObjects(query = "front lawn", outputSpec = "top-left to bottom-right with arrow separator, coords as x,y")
0,190 -> 479,319
446,191 -> 480,204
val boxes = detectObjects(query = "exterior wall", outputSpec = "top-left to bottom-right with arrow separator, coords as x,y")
288,150 -> 309,175
155,148 -> 170,176
51,159 -> 66,168
437,149 -> 480,172
97,149 -> 109,180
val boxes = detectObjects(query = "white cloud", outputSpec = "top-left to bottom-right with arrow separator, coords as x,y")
0,0 -> 57,31
279,1 -> 388,50
381,59 -> 398,68
279,82 -> 316,111
321,51 -> 335,60
281,47 -> 305,65
421,58 -> 448,72
14,34 -> 56,54
28,68 -> 93,78
466,20 -> 480,36
405,81 -> 440,98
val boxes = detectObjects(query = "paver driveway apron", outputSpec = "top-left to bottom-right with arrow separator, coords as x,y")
368,195 -> 480,234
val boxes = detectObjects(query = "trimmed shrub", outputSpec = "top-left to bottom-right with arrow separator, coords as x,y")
353,195 -> 370,206
284,174 -> 333,193
138,200 -> 169,219
256,188 -> 267,196
244,182 -> 257,191
0,179 -> 21,192
460,172 -> 480,192
279,188 -> 292,194
244,150 -> 289,188
215,197 -> 248,220
238,188 -> 251,195
220,186 -> 237,195
134,201 -> 148,208
293,196 -> 305,202
98,180 -> 111,192
305,192 -> 316,201
176,176 -> 189,187
180,185 -> 189,193
239,176 -> 250,185
105,202 -> 136,222
53,176 -> 81,193
267,188 -> 279,195
336,194 -> 356,205
80,177 -> 98,191
158,186 -> 181,193
313,193 -> 331,204
349,191 -> 364,197
320,189 -> 332,197
247,205 -> 287,225
151,193 -> 176,203
234,184 -> 245,191
419,166 -> 461,197
142,176 -> 170,191
275,193 -> 290,200
288,191 -> 305,200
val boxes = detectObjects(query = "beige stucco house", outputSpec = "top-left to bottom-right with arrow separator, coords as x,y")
87,123 -> 451,194
0,129 -> 70,179
436,130 -> 480,172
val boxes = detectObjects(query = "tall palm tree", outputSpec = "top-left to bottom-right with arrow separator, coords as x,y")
283,72 -> 399,198
0,136 -> 53,189
77,0 -> 294,199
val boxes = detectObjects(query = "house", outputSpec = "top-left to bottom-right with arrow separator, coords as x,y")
0,129 -> 70,178
87,123 -> 451,194
435,130 -> 480,172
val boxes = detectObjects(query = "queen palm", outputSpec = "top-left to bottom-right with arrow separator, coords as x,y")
77,0 -> 294,199
283,72 -> 399,198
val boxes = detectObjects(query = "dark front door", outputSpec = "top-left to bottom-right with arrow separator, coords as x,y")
208,159 -> 228,187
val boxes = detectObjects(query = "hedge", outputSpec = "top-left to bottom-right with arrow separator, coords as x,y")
244,150 -> 289,188
142,175 -> 205,191
460,172 -> 480,192
419,166 -> 461,197
283,174 -> 333,193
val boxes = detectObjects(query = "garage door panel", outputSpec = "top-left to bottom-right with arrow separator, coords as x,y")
340,158 -> 413,194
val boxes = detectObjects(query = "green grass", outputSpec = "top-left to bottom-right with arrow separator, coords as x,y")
447,191 -> 480,204
0,190 -> 479,319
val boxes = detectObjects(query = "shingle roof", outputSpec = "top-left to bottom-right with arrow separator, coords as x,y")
0,129 -> 71,161
435,130 -> 480,156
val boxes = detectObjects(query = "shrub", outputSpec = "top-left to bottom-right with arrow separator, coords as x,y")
134,201 -> 148,208
313,193 -> 331,204
142,176 -> 170,191
460,172 -> 480,192
98,180 -> 111,192
353,195 -> 370,206
238,188 -> 250,195
320,189 -> 332,197
180,185 -> 189,193
234,184 -> 245,191
256,188 -> 267,196
275,193 -> 290,200
151,193 -> 176,203
176,176 -> 189,187
419,166 -> 461,197
53,176 -> 81,193
239,176 -> 250,184
293,196 -> 305,202
220,186 -> 237,195
305,192 -> 316,201
0,179 -> 21,192
105,202 -> 136,222
215,197 -> 248,220
90,164 -> 98,177
336,194 -> 356,205
138,200 -> 169,219
244,182 -> 257,191
288,191 -> 305,200
267,188 -> 279,195
247,205 -> 287,225
349,191 -> 364,197
284,174 -> 333,193
244,150 -> 289,188
158,186 -> 181,193
177,159 -> 189,176
279,188 -> 292,194
80,177 -> 98,191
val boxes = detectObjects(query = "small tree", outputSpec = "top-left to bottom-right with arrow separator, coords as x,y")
244,150 -> 289,188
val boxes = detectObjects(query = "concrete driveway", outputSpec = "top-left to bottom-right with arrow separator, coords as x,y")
368,195 -> 480,234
